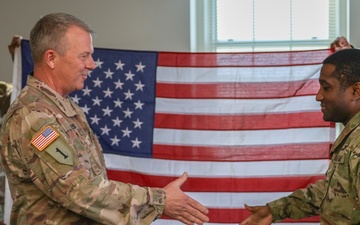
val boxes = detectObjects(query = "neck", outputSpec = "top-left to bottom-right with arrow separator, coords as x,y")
33,67 -> 67,97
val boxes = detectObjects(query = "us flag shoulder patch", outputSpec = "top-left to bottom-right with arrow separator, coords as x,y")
31,126 -> 60,151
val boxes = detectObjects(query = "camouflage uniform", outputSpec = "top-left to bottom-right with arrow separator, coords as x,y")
0,81 -> 12,126
0,81 -> 12,224
0,75 -> 166,225
267,112 -> 360,224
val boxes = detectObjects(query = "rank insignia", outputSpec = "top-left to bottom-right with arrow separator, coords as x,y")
31,126 -> 60,151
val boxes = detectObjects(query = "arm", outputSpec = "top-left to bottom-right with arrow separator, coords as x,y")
240,179 -> 327,224
2,106 -> 163,224
5,105 -> 208,224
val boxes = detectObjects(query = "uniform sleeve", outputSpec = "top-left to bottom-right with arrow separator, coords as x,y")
9,108 -> 166,225
267,179 -> 326,222
350,146 -> 360,221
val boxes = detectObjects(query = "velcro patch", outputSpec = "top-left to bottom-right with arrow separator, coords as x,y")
31,126 -> 60,151
45,138 -> 74,165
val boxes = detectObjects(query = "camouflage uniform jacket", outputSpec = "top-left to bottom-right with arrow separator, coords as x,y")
267,112 -> 360,224
0,75 -> 166,225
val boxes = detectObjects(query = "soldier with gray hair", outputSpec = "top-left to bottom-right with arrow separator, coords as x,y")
0,13 -> 209,225
240,48 -> 360,224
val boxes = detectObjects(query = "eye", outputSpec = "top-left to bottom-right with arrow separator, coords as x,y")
79,53 -> 90,60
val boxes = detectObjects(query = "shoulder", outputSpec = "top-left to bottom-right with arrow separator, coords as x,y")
3,91 -> 59,142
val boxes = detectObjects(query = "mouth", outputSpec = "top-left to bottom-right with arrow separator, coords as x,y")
320,104 -> 325,112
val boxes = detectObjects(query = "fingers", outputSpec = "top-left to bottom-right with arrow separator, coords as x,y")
188,195 -> 209,215
175,213 -> 204,225
330,36 -> 352,53
239,204 -> 254,225
181,204 -> 209,225
9,35 -> 21,48
183,174 -> 209,216
163,172 -> 209,224
239,220 -> 249,225
178,194 -> 209,224
8,35 -> 22,61
239,204 -> 273,225
180,210 -> 208,225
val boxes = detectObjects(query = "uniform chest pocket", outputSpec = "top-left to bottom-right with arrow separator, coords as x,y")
327,148 -> 353,202
326,153 -> 344,178
332,153 -> 345,164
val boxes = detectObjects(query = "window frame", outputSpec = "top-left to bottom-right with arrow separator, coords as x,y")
190,0 -> 349,52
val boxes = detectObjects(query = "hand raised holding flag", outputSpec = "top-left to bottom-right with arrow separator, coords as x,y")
163,172 -> 209,224
330,36 -> 353,53
8,35 -> 21,61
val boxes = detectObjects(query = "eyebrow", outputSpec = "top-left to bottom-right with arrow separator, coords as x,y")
318,79 -> 330,85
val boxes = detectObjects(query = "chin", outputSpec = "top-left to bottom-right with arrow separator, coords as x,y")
77,83 -> 85,90
322,115 -> 331,122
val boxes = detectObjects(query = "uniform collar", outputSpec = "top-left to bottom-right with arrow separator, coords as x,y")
330,112 -> 360,153
27,75 -> 78,117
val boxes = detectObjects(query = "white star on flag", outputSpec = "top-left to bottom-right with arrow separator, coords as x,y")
135,62 -> 146,72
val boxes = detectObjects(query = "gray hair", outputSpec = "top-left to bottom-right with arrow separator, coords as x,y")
29,13 -> 95,63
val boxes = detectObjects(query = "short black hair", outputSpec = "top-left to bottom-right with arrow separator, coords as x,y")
323,48 -> 360,89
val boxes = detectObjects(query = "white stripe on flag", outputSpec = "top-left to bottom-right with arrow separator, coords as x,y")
157,65 -> 321,83
153,127 -> 333,146
104,154 -> 329,177
153,221 -> 319,225
156,96 -> 320,114
186,192 -> 291,207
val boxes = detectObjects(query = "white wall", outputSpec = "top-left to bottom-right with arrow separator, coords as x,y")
0,0 -> 191,83
349,0 -> 360,47
1,0 -> 360,84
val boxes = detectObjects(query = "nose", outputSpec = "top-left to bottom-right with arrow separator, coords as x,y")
315,90 -> 323,102
86,55 -> 96,70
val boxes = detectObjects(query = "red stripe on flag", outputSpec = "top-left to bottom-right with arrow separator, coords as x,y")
155,112 -> 334,130
152,143 -> 331,162
160,208 -> 320,223
107,170 -> 325,192
156,79 -> 319,99
157,50 -> 331,67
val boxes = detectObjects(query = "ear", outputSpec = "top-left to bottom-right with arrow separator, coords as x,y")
352,82 -> 360,100
44,49 -> 57,69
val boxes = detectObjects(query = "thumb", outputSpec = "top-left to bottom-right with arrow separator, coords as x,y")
244,204 -> 251,210
174,172 -> 188,187
244,204 -> 255,213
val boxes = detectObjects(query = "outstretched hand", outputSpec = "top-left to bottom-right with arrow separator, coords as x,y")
163,172 -> 209,225
239,204 -> 273,225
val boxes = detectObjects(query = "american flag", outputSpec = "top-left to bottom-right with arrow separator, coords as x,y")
14,40 -> 334,224
31,126 -> 59,151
